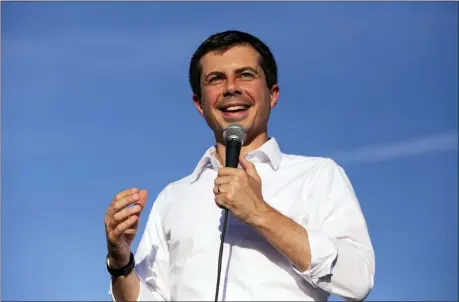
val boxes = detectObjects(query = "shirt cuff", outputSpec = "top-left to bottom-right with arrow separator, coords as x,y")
293,229 -> 338,288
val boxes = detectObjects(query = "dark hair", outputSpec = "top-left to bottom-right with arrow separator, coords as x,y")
189,30 -> 278,98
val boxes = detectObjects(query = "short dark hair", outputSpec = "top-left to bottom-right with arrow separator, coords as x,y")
189,30 -> 278,98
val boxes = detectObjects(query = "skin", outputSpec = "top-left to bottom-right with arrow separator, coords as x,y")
105,45 -> 312,301
105,188 -> 147,301
193,45 -> 312,271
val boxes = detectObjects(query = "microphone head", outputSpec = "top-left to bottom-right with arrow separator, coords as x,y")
223,123 -> 247,145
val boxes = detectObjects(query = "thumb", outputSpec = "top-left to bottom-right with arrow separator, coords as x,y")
135,189 -> 148,210
239,156 -> 259,178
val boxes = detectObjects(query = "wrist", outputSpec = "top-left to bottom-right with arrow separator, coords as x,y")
108,258 -> 128,270
106,251 -> 135,277
107,253 -> 131,269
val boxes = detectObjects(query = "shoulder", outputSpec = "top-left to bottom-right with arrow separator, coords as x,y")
147,172 -> 199,211
280,152 -> 344,174
278,152 -> 353,191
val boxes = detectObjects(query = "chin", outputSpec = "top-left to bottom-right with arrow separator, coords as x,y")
222,120 -> 253,131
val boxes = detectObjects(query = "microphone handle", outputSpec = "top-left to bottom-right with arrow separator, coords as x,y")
214,139 -> 242,301
225,139 -> 242,168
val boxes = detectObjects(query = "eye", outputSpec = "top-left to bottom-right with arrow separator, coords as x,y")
239,72 -> 254,78
208,75 -> 223,83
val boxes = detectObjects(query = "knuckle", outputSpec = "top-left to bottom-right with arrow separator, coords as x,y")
114,222 -> 124,234
116,188 -> 132,200
113,200 -> 125,213
112,213 -> 120,224
111,203 -> 120,213
115,191 -> 123,201
104,216 -> 110,228
108,219 -> 116,231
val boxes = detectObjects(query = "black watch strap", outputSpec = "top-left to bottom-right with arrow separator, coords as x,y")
106,252 -> 135,277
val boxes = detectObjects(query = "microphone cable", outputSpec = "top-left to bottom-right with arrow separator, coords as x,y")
214,209 -> 229,301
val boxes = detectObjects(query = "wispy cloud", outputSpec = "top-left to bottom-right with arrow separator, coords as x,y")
334,132 -> 458,163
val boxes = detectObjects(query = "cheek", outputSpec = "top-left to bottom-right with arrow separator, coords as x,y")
201,89 -> 220,110
245,85 -> 271,109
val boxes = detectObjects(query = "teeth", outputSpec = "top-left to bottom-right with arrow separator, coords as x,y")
224,105 -> 248,112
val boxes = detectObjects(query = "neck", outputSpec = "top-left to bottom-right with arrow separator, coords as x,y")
214,131 -> 269,167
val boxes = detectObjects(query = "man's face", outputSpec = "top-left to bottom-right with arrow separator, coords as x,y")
193,45 -> 279,143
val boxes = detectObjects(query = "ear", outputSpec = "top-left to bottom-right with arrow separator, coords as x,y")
192,94 -> 204,116
269,84 -> 280,109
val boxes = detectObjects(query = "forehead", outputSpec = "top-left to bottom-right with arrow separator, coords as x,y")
199,45 -> 261,73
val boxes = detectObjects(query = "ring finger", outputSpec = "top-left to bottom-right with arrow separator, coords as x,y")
213,183 -> 227,195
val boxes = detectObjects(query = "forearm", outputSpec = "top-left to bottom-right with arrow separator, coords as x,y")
111,270 -> 140,301
248,203 -> 374,300
248,202 -> 312,271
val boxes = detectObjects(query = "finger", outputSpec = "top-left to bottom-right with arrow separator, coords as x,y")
218,167 -> 242,177
107,188 -> 138,216
214,176 -> 233,186
239,157 -> 259,178
124,219 -> 140,236
109,215 -> 139,244
134,189 -> 148,210
215,195 -> 227,209
111,204 -> 143,229
110,192 -> 141,216
115,188 -> 139,201
213,183 -> 228,195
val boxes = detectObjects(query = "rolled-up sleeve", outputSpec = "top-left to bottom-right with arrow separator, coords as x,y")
109,187 -> 171,301
293,229 -> 338,287
294,159 -> 375,301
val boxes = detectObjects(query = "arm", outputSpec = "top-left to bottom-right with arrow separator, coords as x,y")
248,160 -> 375,301
110,270 -> 141,301
109,189 -> 171,301
248,203 -> 312,271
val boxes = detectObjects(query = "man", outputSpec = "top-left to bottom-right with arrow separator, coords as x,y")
104,30 -> 375,301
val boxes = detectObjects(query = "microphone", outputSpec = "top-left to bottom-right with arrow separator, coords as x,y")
214,123 -> 247,302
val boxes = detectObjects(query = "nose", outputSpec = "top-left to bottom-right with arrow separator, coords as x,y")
223,77 -> 242,97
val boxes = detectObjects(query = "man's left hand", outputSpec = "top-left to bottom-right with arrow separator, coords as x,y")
213,156 -> 269,224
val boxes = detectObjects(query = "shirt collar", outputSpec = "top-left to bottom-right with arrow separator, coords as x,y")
188,137 -> 282,183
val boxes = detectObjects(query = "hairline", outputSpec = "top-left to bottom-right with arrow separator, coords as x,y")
197,44 -> 264,76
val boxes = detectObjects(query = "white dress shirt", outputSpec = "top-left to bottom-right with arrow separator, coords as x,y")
109,137 -> 375,301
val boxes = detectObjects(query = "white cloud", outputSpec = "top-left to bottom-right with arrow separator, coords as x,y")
334,131 -> 458,163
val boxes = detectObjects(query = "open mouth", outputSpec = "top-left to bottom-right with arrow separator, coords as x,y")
219,104 -> 251,113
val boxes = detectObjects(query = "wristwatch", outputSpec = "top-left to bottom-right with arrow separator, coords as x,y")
106,252 -> 135,277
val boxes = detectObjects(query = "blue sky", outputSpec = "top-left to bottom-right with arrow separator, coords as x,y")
1,1 -> 457,301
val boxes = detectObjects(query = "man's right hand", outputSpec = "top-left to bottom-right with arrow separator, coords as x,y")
104,188 -> 148,269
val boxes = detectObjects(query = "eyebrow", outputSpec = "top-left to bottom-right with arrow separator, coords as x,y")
204,66 -> 260,80
235,66 -> 259,75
